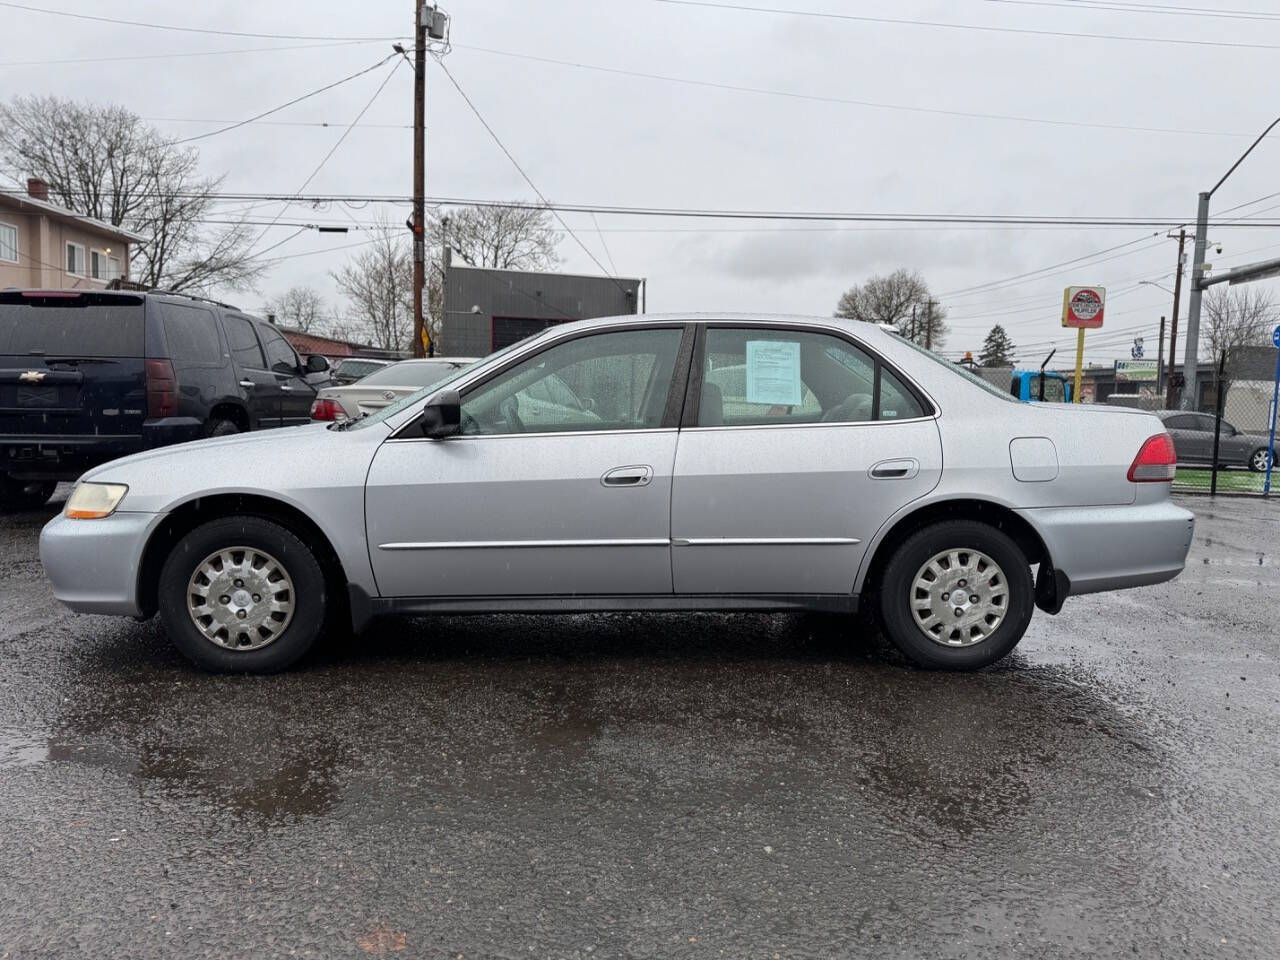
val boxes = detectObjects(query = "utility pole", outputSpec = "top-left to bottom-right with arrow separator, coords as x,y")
411,2 -> 428,359
1165,229 -> 1185,408
1181,193 -> 1211,410
910,305 -> 917,343
925,299 -> 937,351
438,215 -> 450,358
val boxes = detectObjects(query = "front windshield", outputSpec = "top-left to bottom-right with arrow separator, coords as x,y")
344,338 -> 533,430
888,331 -> 1018,403
356,359 -> 471,388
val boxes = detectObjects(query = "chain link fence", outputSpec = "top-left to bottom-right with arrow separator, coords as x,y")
1167,347 -> 1278,496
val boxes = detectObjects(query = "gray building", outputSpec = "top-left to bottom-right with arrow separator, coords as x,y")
440,262 -> 643,357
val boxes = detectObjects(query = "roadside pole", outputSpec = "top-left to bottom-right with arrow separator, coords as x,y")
411,2 -> 427,359
1157,315 -> 1166,397
1180,193 -> 1211,410
1210,351 -> 1227,497
1062,286 -> 1105,403
1166,230 -> 1185,408
1073,328 -> 1085,403
1266,323 -> 1280,497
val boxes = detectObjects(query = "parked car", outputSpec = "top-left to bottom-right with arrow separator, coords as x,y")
0,290 -> 331,509
1155,410 -> 1275,472
330,357 -> 393,386
40,314 -> 1194,674
311,357 -> 478,422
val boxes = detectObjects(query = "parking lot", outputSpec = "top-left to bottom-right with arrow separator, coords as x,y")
0,490 -> 1277,958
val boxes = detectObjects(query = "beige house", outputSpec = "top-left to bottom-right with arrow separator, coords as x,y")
0,178 -> 144,290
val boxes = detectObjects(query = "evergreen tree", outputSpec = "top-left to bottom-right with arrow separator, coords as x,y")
979,324 -> 1016,367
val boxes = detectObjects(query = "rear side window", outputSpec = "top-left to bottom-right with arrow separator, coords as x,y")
161,302 -> 222,363
224,315 -> 264,368
0,293 -> 144,357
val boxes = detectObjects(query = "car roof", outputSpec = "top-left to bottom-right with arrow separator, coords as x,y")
549,312 -> 891,341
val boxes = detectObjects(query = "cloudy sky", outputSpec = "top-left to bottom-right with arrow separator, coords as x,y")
5,0 -> 1280,366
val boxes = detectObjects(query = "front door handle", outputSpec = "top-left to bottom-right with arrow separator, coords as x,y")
239,380 -> 255,389
870,458 -> 919,480
601,465 -> 653,487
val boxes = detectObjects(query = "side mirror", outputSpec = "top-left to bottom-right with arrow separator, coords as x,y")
419,388 -> 461,439
306,355 -> 330,374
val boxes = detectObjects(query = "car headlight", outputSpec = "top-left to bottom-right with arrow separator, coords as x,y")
65,482 -> 129,519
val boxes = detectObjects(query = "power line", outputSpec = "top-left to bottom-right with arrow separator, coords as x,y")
590,211 -> 620,276
0,39 -> 384,67
172,53 -> 400,145
979,0 -> 1280,22
148,117 -> 409,131
243,59 -> 406,259
430,54 -> 629,293
939,235 -> 1161,299
453,43 -> 1246,139
647,0 -> 1280,51
0,1 -> 404,41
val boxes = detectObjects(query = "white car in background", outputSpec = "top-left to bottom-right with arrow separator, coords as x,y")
311,357 -> 478,422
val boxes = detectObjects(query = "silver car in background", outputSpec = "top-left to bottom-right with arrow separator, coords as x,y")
310,357 -> 478,422
40,314 -> 1194,674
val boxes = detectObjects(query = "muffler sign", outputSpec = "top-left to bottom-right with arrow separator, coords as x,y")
1062,286 -> 1105,328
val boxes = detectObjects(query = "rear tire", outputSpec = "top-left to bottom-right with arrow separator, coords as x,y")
877,520 -> 1034,670
158,516 -> 329,673
1249,447 -> 1272,473
206,418 -> 241,438
0,475 -> 57,511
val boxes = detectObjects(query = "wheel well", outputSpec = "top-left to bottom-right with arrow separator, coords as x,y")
207,402 -> 249,432
860,499 -> 1051,597
136,493 -> 349,620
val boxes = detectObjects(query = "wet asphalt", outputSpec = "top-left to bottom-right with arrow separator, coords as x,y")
0,492 -> 1277,959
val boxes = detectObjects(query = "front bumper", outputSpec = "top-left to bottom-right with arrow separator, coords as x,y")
39,510 -> 160,617
1018,499 -> 1195,598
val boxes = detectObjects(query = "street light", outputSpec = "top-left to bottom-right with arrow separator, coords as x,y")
1181,113 -> 1280,410
1139,280 -> 1174,295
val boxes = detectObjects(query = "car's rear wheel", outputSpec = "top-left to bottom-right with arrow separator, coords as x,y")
206,417 -> 241,438
0,474 -> 57,511
1249,447 -> 1272,473
878,520 -> 1034,670
158,516 -> 329,673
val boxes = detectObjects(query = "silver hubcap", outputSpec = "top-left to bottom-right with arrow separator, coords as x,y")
910,548 -> 1008,648
186,547 -> 295,651
1253,451 -> 1269,471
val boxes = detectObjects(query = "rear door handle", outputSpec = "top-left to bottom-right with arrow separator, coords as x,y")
280,384 -> 294,392
870,458 -> 919,480
239,380 -> 255,389
601,465 -> 653,487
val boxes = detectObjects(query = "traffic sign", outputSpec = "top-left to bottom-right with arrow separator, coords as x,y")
1273,323 -> 1280,348
1062,286 -> 1106,329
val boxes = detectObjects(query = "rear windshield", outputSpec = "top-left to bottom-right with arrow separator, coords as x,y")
357,360 -> 472,388
0,293 -> 145,358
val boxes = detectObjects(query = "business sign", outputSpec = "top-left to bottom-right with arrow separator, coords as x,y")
1061,286 -> 1106,329
1115,359 -> 1159,382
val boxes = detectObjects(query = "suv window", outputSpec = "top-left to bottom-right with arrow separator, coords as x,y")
161,302 -> 222,363
697,327 -> 923,426
460,328 -> 682,435
224,315 -> 265,368
260,326 -> 299,374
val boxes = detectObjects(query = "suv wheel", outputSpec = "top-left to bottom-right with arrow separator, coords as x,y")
206,418 -> 241,437
878,520 -> 1034,670
158,516 -> 330,673
0,475 -> 57,511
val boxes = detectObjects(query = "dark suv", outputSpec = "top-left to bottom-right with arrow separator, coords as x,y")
0,289 -> 331,508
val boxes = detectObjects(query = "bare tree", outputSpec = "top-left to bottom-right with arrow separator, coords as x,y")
263,286 -> 327,334
834,268 -> 948,348
1202,286 -> 1276,360
0,95 -> 262,292
330,218 -> 423,352
432,204 -> 561,270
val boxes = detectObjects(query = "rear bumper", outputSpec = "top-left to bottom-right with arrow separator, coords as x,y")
39,510 -> 160,616
1,418 -> 203,480
1018,499 -> 1195,599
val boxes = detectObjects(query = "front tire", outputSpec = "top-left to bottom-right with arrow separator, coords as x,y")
158,516 -> 329,673
878,520 -> 1034,670
0,475 -> 57,511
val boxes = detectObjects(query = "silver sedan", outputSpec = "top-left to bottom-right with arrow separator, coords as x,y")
40,314 -> 1194,673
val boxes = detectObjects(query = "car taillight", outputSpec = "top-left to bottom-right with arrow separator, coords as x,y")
310,397 -> 346,421
145,358 -> 177,418
1128,433 -> 1177,482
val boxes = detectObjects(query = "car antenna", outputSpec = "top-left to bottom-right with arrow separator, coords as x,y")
1039,349 -> 1056,402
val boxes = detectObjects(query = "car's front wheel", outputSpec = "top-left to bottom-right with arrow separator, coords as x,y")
878,520 -> 1034,670
0,474 -> 57,512
158,516 -> 330,673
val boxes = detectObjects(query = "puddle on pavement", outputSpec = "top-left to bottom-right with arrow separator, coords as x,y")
0,727 -> 47,768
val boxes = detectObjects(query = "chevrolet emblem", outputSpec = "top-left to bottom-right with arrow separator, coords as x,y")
18,370 -> 47,384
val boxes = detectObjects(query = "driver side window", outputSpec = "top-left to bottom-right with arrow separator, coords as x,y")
459,327 -> 683,435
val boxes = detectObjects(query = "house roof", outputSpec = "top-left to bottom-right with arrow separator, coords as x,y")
0,192 -> 147,244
